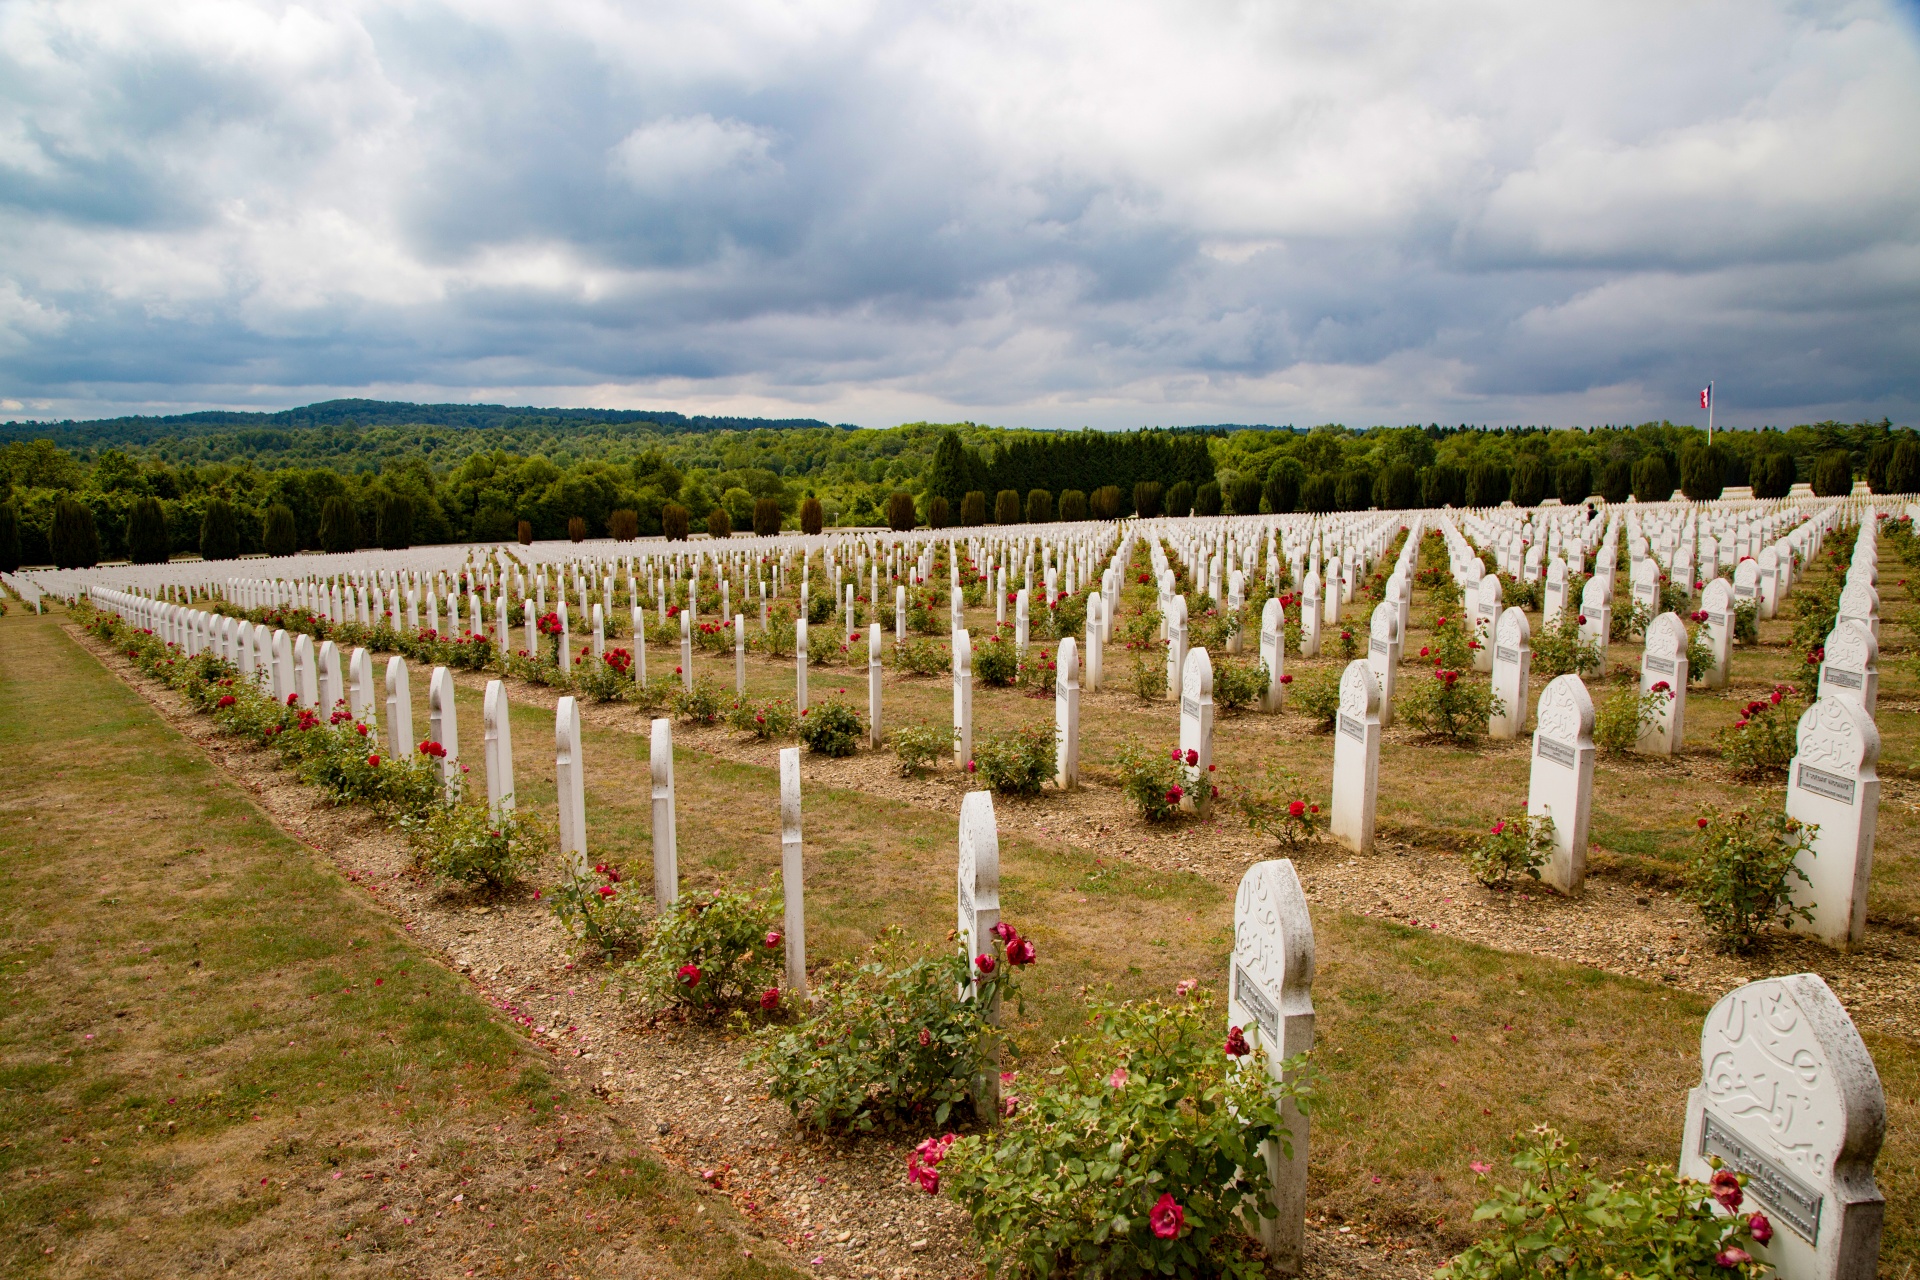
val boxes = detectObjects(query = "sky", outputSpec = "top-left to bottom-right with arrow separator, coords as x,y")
2,0 -> 1918,431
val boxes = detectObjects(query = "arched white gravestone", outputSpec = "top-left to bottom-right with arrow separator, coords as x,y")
1489,607 -> 1531,739
348,647 -> 376,725
1260,597 -> 1286,711
1631,557 -> 1659,616
678,608 -> 693,689
428,665 -> 460,799
1330,660 -> 1382,854
1528,675 -> 1595,895
953,627 -> 973,767
1165,594 -> 1189,701
1014,587 -> 1030,655
1085,594 -> 1105,692
1473,573 -> 1502,674
1818,621 -> 1877,717
1787,696 -> 1880,946
384,656 -> 412,758
1323,557 -> 1342,625
1578,575 -> 1611,676
1734,557 -> 1761,612
957,789 -> 1003,1119
591,603 -> 605,662
555,696 -> 587,880
556,605 -> 572,677
1230,859 -> 1315,1274
867,622 -> 884,748
650,716 -> 679,911
1759,547 -> 1782,619
794,615 -> 809,712
1055,637 -> 1080,789
1680,974 -> 1885,1280
293,633 -> 319,709
482,679 -> 515,821
779,747 -> 808,998
1300,571 -> 1322,658
317,639 -> 344,714
1701,578 -> 1734,690
1180,647 -> 1214,816
1638,612 -> 1689,755
1543,557 -> 1568,628
629,606 -> 647,684
235,620 -> 256,680
1835,581 -> 1878,644
1367,602 -> 1400,729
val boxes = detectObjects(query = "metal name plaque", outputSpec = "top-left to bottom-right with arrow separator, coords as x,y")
959,879 -> 973,917
1496,646 -> 1519,664
1797,763 -> 1856,806
1261,629 -> 1278,648
1234,963 -> 1280,1043
1369,637 -> 1388,656
1823,667 -> 1863,690
1646,656 -> 1675,675
1700,1112 -> 1822,1244
1338,713 -> 1364,743
1537,737 -> 1577,768
1181,697 -> 1199,718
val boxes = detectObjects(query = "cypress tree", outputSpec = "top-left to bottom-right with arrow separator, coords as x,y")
1192,481 -> 1221,516
0,502 -> 20,572
960,491 -> 987,526
887,491 -> 917,531
263,503 -> 300,557
753,498 -> 783,536
1465,460 -> 1509,507
1509,455 -> 1546,507
377,496 -> 414,550
1024,489 -> 1053,523
994,489 -> 1021,525
799,497 -> 823,535
1164,481 -> 1193,518
1263,459 -> 1302,514
1554,457 -> 1592,506
662,503 -> 690,541
318,495 -> 359,553
1810,451 -> 1852,497
1630,454 -> 1674,503
1679,448 -> 1722,501
1598,457 -> 1634,503
50,498 -> 100,569
126,496 -> 171,564
199,498 -> 239,560
928,495 -> 951,529
1058,489 -> 1087,521
1885,439 -> 1920,495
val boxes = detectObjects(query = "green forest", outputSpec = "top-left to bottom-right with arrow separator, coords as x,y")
0,398 -> 1914,570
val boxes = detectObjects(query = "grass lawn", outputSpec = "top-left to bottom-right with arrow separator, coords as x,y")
0,610 -> 798,1279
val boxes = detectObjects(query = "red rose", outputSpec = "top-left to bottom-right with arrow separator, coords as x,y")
1224,1025 -> 1250,1057
1149,1193 -> 1184,1240
759,988 -> 781,1012
677,963 -> 702,988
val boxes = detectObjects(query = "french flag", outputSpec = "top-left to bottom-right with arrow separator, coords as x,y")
1700,385 -> 1712,409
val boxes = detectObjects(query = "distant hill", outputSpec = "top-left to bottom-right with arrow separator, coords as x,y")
0,398 -> 848,449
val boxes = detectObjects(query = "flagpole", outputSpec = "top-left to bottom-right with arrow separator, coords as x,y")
1707,381 -> 1713,446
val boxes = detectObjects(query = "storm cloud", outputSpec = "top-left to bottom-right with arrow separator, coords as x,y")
2,0 -> 1916,427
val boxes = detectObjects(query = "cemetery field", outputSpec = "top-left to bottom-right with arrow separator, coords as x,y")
0,610 -> 799,1280
52,573 -> 1920,1277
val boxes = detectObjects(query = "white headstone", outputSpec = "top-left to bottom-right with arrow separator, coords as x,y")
1679,974 -> 1885,1280
555,696 -> 587,880
868,621 -> 884,748
1528,675 -> 1596,895
1366,602 -> 1399,728
1786,696 -> 1880,947
795,616 -> 809,712
293,633 -> 319,709
348,646 -> 376,724
1638,612 -> 1689,755
1701,578 -> 1734,690
384,656 -> 413,758
1055,637 -> 1080,790
1329,660 -> 1381,854
779,746 -> 807,999
678,608 -> 693,689
1085,594 -> 1105,692
1476,572 -> 1503,673
1260,596 -> 1285,711
650,717 -> 679,911
1818,620 -> 1877,716
317,639 -> 343,714
1165,594 -> 1188,701
1578,575 -> 1611,676
1489,607 -> 1532,739
1179,646 -> 1214,815
483,679 -> 515,820
957,788 -> 1002,1118
1300,571 -> 1322,657
1229,859 -> 1315,1272
428,665 -> 461,800
953,627 -> 973,766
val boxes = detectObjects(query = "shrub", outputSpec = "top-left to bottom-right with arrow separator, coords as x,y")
261,502 -> 299,558
1111,739 -> 1203,821
631,884 -> 785,1015
567,515 -> 588,542
1290,667 -> 1341,730
1440,1128 -> 1775,1280
753,497 -> 783,536
799,699 -> 863,756
937,988 -> 1309,1280
707,505 -> 732,538
1593,684 -> 1669,755
608,508 -> 639,540
1225,765 -> 1320,850
753,926 -> 1029,1131
1682,810 -> 1816,952
573,653 -> 633,703
894,720 -> 955,774
1331,626 -> 1360,663
1717,684 -> 1803,777
1611,598 -> 1652,642
126,496 -> 171,564
799,496 -> 824,535
549,863 -> 650,960
1422,611 -> 1476,671
1788,577 -> 1840,657
1686,620 -> 1715,685
1089,484 -> 1123,519
728,696 -> 798,740
1398,667 -> 1500,741
1058,489 -> 1087,521
969,723 -> 1055,795
973,633 -> 1019,686
1466,813 -> 1554,889
408,803 -> 549,893
1732,598 -> 1758,645
1127,650 -> 1168,701
661,503 -> 690,541
671,676 -> 726,724
892,636 -> 949,676
1210,659 -> 1267,712
1532,610 -> 1602,678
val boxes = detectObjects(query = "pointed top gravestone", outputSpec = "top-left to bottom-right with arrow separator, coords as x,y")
555,695 -> 587,880
1818,620 -> 1877,716
1489,607 -> 1532,738
1330,660 -> 1382,854
650,717 -> 679,910
384,655 -> 413,759
1786,695 -> 1881,947
483,679 -> 515,820
1679,974 -> 1885,1280
1528,674 -> 1596,895
957,790 -> 1001,989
